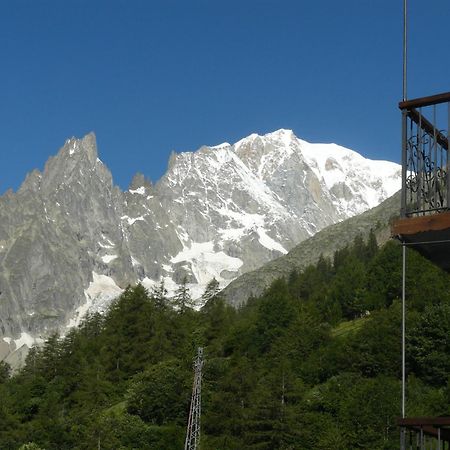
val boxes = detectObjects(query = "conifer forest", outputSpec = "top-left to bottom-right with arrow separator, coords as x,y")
1,233 -> 449,449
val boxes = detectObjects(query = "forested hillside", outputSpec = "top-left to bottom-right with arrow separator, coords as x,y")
1,233 -> 449,450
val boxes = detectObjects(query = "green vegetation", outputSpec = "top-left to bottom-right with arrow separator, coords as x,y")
0,231 -> 449,449
330,316 -> 367,338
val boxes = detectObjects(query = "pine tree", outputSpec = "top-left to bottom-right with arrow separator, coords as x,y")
0,361 -> 10,383
173,276 -> 193,313
365,229 -> 378,261
202,277 -> 220,304
151,280 -> 168,308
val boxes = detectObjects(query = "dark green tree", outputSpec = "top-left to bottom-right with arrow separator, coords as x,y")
127,359 -> 190,425
151,280 -> 168,308
202,277 -> 221,304
173,276 -> 193,313
408,302 -> 450,386
0,361 -> 11,383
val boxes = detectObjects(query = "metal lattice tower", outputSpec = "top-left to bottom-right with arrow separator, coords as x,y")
184,347 -> 203,450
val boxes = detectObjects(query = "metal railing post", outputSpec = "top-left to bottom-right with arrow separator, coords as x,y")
447,102 -> 450,209
401,111 -> 408,217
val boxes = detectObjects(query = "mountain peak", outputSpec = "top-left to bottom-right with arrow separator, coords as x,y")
63,132 -> 98,163
264,129 -> 296,149
265,128 -> 294,138
31,132 -> 112,194
233,129 -> 296,151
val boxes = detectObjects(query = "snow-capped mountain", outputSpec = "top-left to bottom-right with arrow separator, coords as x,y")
0,129 -> 400,365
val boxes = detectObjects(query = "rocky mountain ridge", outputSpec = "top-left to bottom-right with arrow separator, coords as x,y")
0,129 -> 400,366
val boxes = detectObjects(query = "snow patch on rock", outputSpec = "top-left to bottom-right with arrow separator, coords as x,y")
101,254 -> 117,263
129,186 -> 146,195
67,273 -> 123,328
171,241 -> 243,286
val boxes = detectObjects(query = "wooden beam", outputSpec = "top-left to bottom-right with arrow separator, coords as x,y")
398,417 -> 450,426
399,92 -> 450,110
397,417 -> 450,441
392,211 -> 450,236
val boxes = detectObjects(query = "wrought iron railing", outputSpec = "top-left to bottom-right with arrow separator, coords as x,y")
400,92 -> 450,217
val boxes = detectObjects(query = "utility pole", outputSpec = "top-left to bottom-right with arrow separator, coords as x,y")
401,3 -> 408,449
184,347 -> 204,450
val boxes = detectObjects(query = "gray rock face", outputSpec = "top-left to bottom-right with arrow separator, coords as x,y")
0,129 -> 400,362
0,135 -> 133,340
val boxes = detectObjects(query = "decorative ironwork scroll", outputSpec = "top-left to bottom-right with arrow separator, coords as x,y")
400,93 -> 450,217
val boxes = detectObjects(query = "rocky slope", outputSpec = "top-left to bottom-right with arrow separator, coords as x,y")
0,129 -> 400,365
222,191 -> 401,306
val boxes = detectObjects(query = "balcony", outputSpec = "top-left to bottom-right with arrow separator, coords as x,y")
392,92 -> 450,271
397,417 -> 450,449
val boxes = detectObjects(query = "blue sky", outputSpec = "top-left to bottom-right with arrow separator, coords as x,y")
0,0 -> 448,194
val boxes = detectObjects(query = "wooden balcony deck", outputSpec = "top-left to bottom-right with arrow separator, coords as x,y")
398,417 -> 450,444
392,212 -> 450,271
